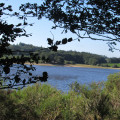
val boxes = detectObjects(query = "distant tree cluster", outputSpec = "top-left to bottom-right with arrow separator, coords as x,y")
9,43 -> 120,66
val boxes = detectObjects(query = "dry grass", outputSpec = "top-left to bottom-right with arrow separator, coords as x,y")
25,63 -> 120,69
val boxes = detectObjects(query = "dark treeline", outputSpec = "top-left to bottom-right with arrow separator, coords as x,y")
9,43 -> 120,66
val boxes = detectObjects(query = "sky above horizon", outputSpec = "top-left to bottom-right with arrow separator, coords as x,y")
1,0 -> 120,58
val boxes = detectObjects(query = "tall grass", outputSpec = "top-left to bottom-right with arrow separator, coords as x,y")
0,73 -> 120,120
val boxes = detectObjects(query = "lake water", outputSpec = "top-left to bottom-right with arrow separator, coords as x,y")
30,65 -> 120,92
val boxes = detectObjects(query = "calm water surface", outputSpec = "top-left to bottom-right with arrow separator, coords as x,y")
31,65 -> 120,92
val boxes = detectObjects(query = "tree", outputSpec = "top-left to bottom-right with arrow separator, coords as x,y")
0,3 -> 48,89
88,58 -> 98,65
1,0 -> 120,88
54,56 -> 64,64
20,0 -> 120,52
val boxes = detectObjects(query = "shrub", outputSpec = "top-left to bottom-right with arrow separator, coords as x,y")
64,60 -> 75,64
101,64 -> 109,67
104,73 -> 120,119
70,81 -> 112,120
112,64 -> 118,68
0,73 -> 120,120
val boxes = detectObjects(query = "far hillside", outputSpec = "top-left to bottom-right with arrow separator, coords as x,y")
9,43 -> 120,68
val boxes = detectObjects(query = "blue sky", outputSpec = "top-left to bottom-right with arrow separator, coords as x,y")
1,0 -> 120,58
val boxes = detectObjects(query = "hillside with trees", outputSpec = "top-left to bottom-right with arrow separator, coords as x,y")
9,43 -> 120,67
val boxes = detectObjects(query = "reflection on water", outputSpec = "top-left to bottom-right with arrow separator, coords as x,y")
49,74 -> 78,80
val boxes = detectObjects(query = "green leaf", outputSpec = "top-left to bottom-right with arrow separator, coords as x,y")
55,41 -> 61,45
47,38 -> 53,45
62,38 -> 67,44
68,38 -> 72,42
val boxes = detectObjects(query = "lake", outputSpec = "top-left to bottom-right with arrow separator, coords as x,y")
30,65 -> 120,92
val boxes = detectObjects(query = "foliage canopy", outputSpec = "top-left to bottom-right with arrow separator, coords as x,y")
0,3 -> 48,89
20,0 -> 120,51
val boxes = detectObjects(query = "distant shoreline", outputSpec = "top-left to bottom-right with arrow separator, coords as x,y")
25,63 -> 120,70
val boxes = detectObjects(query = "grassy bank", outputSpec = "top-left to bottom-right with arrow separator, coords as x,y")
0,73 -> 120,120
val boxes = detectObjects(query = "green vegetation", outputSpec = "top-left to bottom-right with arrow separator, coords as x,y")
101,63 -> 120,68
0,73 -> 120,120
9,43 -> 107,66
0,2 -> 120,119
9,43 -> 120,68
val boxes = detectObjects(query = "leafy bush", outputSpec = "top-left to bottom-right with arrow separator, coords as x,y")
104,73 -> 120,119
70,81 -> 112,120
101,64 -> 109,67
0,73 -> 120,120
112,64 -> 118,68
64,60 -> 75,64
